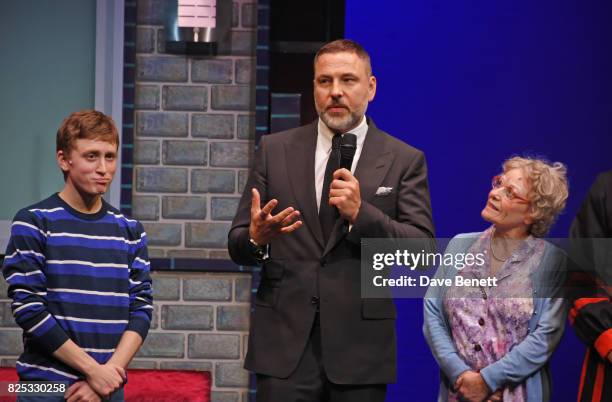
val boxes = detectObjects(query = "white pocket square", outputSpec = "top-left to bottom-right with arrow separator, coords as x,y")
375,186 -> 393,196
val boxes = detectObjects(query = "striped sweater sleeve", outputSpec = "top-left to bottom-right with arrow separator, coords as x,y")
2,209 -> 69,354
126,223 -> 153,340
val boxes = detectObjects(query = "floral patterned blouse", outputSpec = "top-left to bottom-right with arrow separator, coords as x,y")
443,227 -> 546,402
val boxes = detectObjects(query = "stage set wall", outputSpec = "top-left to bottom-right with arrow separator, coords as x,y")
346,1 -> 612,401
1,1 -> 610,402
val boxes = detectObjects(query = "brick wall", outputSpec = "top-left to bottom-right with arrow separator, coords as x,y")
134,0 -> 257,259
133,1 -> 257,401
0,278 -> 19,368
135,272 -> 252,402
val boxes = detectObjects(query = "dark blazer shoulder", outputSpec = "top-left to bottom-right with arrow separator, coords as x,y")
592,170 -> 612,197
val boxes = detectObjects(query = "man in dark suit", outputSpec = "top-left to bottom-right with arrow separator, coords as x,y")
228,39 -> 434,402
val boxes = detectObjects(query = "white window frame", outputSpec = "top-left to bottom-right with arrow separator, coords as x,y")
95,0 -> 125,210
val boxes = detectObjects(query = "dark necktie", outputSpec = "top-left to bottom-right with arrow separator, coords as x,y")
319,134 -> 342,244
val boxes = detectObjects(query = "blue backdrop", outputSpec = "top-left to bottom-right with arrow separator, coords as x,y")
346,1 -> 612,400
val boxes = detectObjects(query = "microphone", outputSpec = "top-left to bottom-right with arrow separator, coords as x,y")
332,133 -> 357,224
339,133 -> 357,172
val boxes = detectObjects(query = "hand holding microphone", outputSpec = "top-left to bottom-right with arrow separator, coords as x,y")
328,134 -> 361,224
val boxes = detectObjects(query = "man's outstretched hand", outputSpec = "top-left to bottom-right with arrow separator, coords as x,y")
249,188 -> 302,245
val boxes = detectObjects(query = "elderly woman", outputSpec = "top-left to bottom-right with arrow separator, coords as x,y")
423,156 -> 569,402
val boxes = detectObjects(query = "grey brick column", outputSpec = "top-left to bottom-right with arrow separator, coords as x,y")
0,278 -> 20,368
133,2 -> 259,401
134,0 -> 256,260
130,272 -> 252,401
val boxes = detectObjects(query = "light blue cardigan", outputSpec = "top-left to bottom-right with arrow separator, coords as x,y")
423,233 -> 567,402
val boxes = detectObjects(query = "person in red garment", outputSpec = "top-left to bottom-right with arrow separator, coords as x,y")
568,171 -> 612,402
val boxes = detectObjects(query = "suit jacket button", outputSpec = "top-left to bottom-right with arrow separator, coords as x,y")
311,296 -> 320,305
478,318 -> 485,326
474,343 -> 482,352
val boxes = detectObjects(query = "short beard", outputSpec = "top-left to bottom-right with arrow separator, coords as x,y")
319,110 -> 362,134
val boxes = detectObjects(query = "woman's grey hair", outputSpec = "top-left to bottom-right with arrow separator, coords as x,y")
502,156 -> 569,237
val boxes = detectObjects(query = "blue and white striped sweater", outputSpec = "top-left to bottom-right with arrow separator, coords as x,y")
1,193 -> 153,383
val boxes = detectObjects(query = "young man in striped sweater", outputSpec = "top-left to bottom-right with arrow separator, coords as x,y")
2,110 -> 153,401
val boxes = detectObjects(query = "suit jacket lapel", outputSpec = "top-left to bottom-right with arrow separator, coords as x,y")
285,122 -> 325,250
323,119 -> 395,256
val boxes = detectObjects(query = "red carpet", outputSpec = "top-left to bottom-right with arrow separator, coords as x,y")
0,367 -> 211,402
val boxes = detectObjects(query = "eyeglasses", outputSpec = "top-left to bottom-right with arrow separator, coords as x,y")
491,175 -> 530,203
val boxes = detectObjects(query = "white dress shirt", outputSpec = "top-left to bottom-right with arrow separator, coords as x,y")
315,116 -> 368,211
